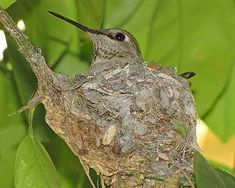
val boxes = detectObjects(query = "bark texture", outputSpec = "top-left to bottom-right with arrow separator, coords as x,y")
0,8 -> 198,188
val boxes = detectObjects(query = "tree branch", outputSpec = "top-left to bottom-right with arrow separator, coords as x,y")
0,8 -> 52,80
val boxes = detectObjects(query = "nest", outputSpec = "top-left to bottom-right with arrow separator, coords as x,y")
36,62 -> 197,187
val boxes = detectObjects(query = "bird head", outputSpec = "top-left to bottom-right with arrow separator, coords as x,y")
49,11 -> 143,68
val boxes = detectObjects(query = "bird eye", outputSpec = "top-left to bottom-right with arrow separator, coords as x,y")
114,32 -> 126,41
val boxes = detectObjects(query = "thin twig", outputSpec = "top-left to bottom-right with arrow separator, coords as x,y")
79,159 -> 96,188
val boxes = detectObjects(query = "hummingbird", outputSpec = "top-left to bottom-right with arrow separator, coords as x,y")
48,11 -> 144,76
48,11 -> 195,79
45,12 -> 197,186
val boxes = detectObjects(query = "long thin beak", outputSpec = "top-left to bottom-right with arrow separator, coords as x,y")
48,11 -> 102,35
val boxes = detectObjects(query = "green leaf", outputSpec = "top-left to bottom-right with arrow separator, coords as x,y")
0,0 -> 16,9
204,64 -> 235,141
104,0 -> 143,27
14,135 -> 61,188
43,135 -> 91,188
194,152 -> 224,188
55,53 -> 90,77
7,0 -> 42,19
0,71 -> 26,188
194,151 -> 235,188
76,0 -> 105,29
214,167 -> 235,188
32,105 -> 55,143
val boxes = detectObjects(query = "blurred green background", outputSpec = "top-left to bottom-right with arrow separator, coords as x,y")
0,0 -> 235,187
